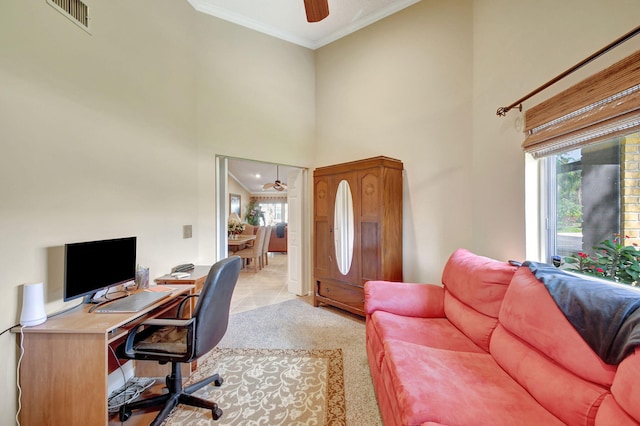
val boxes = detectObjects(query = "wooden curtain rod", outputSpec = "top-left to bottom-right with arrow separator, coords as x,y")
496,24 -> 640,117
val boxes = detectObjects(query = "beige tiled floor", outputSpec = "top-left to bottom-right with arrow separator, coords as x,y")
229,252 -> 298,314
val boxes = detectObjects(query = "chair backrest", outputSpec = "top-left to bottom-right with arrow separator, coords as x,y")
253,226 -> 267,254
191,256 -> 242,357
242,224 -> 255,235
262,225 -> 272,255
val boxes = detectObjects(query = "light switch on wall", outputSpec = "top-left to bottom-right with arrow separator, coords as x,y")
183,225 -> 192,239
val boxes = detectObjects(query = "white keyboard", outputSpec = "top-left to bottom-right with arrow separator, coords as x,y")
94,291 -> 171,313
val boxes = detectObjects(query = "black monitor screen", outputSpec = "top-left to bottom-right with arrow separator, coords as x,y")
64,236 -> 137,302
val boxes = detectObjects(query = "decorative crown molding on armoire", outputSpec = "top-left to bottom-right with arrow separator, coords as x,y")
313,156 -> 403,316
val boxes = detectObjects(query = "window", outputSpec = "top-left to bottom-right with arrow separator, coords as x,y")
258,201 -> 288,225
523,49 -> 640,266
546,133 -> 640,263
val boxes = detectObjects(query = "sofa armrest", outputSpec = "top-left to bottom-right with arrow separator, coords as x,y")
364,280 -> 445,318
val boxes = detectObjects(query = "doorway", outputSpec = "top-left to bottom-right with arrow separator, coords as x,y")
215,155 -> 310,296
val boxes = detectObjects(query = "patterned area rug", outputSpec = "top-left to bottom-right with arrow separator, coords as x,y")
162,347 -> 345,425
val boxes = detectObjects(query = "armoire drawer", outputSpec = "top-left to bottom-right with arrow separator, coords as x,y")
316,279 -> 364,310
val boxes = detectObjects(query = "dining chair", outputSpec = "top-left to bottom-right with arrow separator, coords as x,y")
261,225 -> 272,268
241,224 -> 256,247
235,226 -> 266,271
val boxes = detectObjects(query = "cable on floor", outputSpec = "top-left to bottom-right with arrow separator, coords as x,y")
107,345 -> 155,415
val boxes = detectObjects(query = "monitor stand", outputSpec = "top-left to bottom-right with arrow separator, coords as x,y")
84,288 -> 129,304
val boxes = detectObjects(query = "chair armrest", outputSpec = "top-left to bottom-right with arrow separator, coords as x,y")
177,294 -> 199,318
364,280 -> 445,318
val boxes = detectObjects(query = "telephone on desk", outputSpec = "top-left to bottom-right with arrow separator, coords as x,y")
172,263 -> 195,273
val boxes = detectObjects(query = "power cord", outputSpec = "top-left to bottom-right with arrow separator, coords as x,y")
106,346 -> 155,417
0,323 -> 20,337
15,326 -> 28,426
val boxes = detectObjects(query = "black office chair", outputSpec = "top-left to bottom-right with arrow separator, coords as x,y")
116,256 -> 242,426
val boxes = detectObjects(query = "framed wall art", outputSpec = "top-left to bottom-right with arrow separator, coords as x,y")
229,193 -> 241,216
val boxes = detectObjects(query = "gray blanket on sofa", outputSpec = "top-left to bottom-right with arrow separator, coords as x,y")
525,261 -> 640,365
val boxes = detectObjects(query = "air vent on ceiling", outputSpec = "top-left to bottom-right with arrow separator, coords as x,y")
47,0 -> 91,33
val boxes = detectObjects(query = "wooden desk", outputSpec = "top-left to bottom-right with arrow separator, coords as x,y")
155,265 -> 211,337
15,286 -> 192,426
155,265 -> 211,292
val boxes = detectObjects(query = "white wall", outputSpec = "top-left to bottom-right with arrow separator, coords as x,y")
0,1 -> 314,422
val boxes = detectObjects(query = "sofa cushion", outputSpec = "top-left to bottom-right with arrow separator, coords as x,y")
441,248 -> 517,318
609,346 -> 640,422
380,339 -> 564,426
493,266 -> 621,425
498,267 -> 617,387
366,311 -> 486,394
365,281 -> 445,318
526,261 -> 640,365
441,248 -> 517,351
444,291 -> 501,352
491,324 -> 609,425
596,395 -> 640,426
370,311 -> 485,355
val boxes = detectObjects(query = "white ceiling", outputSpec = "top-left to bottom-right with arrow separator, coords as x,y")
187,0 -> 421,49
228,159 -> 301,195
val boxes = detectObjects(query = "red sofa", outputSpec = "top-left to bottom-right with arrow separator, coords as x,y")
268,224 -> 287,253
365,248 -> 640,425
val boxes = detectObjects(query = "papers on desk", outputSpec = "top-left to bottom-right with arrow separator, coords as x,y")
170,272 -> 190,278
146,285 -> 176,292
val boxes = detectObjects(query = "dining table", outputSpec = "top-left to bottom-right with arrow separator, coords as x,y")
228,234 -> 256,252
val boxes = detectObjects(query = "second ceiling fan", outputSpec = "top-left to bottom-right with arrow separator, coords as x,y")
304,0 -> 329,22
263,165 -> 288,192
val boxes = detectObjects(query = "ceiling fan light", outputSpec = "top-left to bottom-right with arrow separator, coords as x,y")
263,165 -> 287,191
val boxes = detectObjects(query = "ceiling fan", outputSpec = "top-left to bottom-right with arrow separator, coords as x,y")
304,0 -> 329,22
263,165 -> 288,192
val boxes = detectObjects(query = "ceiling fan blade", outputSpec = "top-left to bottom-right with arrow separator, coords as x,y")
263,182 -> 276,189
304,0 -> 329,22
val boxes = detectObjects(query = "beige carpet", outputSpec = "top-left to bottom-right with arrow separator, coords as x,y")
163,298 -> 382,425
163,347 -> 345,425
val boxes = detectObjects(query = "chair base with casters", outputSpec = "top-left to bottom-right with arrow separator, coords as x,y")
118,361 -> 223,425
115,256 -> 242,425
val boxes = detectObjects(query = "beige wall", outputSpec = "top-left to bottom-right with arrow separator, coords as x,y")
315,0 -> 640,281
1,0 -> 640,422
471,0 -> 640,263
315,0 -> 474,281
228,175 -> 251,221
0,1 -> 314,420
193,14 -> 315,261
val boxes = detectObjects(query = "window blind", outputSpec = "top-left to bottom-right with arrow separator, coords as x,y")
523,49 -> 640,158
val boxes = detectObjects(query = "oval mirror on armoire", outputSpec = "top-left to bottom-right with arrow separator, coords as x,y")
333,179 -> 354,275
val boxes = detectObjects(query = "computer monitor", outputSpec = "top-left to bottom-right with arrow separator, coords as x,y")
63,236 -> 137,302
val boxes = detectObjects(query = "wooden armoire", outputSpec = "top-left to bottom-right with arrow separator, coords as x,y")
313,156 -> 403,316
